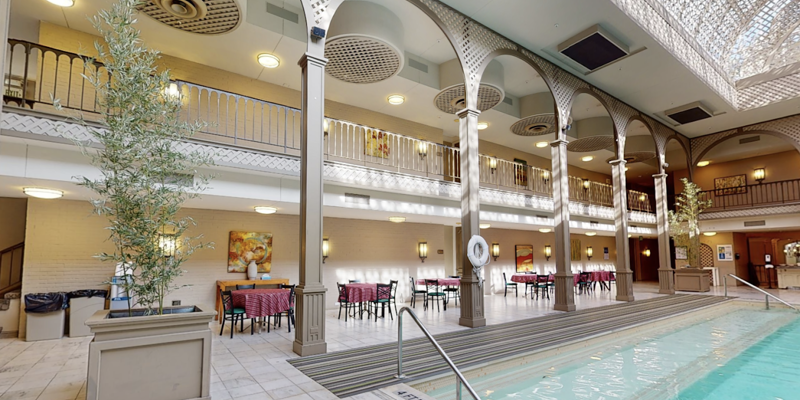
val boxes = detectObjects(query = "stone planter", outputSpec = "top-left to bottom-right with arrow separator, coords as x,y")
674,268 -> 710,292
85,305 -> 216,400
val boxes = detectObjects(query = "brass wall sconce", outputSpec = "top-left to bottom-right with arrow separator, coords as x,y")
418,241 -> 428,262
586,246 -> 593,260
754,167 -> 765,183
489,157 -> 497,174
491,242 -> 500,261
322,237 -> 329,263
541,170 -> 550,184
418,142 -> 428,158
544,244 -> 552,261
582,178 -> 590,191
643,248 -> 651,257
158,234 -> 178,258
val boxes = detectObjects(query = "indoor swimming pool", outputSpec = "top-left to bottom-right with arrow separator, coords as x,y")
423,306 -> 799,400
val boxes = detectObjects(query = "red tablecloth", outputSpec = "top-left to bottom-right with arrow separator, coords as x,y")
344,283 -> 378,303
416,278 -> 460,286
232,289 -> 291,318
510,274 -> 553,283
574,271 -> 616,285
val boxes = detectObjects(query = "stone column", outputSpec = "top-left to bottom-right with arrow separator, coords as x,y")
653,172 -> 675,294
457,107 -> 486,328
610,159 -> 634,301
551,138 -> 575,311
293,53 -> 328,356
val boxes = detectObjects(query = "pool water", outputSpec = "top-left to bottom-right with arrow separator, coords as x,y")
424,308 -> 798,400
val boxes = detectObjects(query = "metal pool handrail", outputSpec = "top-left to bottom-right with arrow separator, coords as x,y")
726,274 -> 799,312
395,307 -> 480,400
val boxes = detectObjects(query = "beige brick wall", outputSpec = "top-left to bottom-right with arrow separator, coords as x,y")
0,197 -> 27,251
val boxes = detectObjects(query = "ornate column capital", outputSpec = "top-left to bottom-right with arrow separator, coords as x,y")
550,138 -> 569,147
456,107 -> 481,119
298,52 -> 329,69
652,173 -> 668,179
608,159 -> 628,167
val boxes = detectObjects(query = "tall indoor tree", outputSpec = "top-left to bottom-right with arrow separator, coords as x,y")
668,178 -> 712,269
60,0 -> 213,315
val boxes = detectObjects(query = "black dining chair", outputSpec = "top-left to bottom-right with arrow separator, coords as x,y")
371,283 -> 393,321
577,272 -> 593,293
409,277 -> 427,308
275,284 -> 295,333
425,279 -> 447,311
337,283 -> 359,321
443,276 -> 460,306
218,290 -> 246,338
388,280 -> 399,316
502,272 -> 518,297
534,274 -> 550,299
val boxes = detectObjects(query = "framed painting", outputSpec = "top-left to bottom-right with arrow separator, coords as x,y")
717,244 -> 733,261
675,246 -> 688,260
365,129 -> 390,159
514,158 -> 528,187
228,231 -> 273,273
714,174 -> 747,196
570,239 -> 581,261
515,245 -> 533,272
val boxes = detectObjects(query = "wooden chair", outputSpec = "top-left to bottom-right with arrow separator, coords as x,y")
409,277 -> 427,308
502,272 -> 518,297
218,290 -> 245,338
371,283 -> 393,321
425,279 -> 447,311
443,276 -> 460,305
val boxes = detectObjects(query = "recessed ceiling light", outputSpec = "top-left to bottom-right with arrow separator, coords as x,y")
479,223 -> 491,229
477,122 -> 489,130
535,141 -> 548,148
23,187 -> 63,199
703,231 -> 717,236
538,228 -> 552,233
581,155 -> 594,162
387,95 -> 405,105
389,216 -> 406,223
585,231 -> 597,236
257,53 -> 280,68
47,0 -> 74,6
697,160 -> 710,167
254,206 -> 277,214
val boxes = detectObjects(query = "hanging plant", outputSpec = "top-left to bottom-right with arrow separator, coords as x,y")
668,178 -> 712,269
57,0 -> 214,315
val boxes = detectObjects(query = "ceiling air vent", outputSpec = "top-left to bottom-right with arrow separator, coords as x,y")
345,193 -> 370,205
739,136 -> 760,145
664,101 -> 713,125
558,25 -> 629,71
510,114 -> 556,136
139,0 -> 241,35
744,220 -> 766,227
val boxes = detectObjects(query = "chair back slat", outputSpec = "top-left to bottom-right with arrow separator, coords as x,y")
376,283 -> 391,300
337,283 -> 349,302
219,290 -> 233,311
425,279 -> 440,293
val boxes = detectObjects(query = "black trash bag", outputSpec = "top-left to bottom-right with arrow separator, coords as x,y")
68,290 -> 109,299
24,292 -> 68,313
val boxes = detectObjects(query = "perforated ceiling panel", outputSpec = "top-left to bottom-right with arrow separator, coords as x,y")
605,151 -> 656,164
566,136 -> 615,152
434,84 -> 503,114
325,36 -> 403,84
510,114 -> 556,136
138,0 -> 241,35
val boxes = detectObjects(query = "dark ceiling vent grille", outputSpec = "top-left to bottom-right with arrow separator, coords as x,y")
739,136 -> 760,144
664,101 -> 713,125
558,25 -> 629,71
345,193 -> 370,205
744,220 -> 766,227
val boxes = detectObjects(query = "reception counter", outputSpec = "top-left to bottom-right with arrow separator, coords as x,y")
777,266 -> 800,289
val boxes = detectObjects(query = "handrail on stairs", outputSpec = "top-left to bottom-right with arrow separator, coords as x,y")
396,307 -> 480,400
725,273 -> 799,312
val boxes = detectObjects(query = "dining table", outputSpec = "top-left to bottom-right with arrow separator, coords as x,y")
416,278 -> 461,286
231,288 -> 291,333
574,271 -> 616,289
344,283 -> 378,303
510,274 -> 554,283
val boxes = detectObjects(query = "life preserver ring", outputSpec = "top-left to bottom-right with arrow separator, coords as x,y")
467,235 -> 490,267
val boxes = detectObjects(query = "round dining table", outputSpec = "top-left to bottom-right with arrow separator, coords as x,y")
416,278 -> 460,286
510,274 -> 554,283
574,271 -> 616,287
344,283 -> 378,303
231,288 -> 291,319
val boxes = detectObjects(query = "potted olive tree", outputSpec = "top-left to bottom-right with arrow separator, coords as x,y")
669,178 -> 713,292
63,1 -> 216,399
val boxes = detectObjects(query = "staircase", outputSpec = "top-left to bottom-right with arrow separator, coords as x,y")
0,242 -> 23,335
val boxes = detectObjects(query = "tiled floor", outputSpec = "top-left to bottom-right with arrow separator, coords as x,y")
2,282 -> 799,400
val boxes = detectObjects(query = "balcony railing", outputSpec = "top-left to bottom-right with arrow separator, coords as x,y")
698,178 -> 800,212
2,39 -> 653,214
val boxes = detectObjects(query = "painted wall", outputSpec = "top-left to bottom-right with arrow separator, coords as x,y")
0,197 -> 26,251
672,150 -> 800,192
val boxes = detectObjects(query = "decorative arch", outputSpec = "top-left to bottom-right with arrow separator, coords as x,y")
691,129 -> 800,167
566,88 -> 625,157
664,136 -> 693,181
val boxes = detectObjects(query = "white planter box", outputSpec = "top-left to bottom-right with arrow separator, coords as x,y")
85,306 -> 216,400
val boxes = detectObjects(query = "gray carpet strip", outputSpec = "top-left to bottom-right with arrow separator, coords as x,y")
289,294 -> 730,397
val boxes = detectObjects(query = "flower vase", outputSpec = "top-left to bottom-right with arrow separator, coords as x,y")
247,260 -> 258,281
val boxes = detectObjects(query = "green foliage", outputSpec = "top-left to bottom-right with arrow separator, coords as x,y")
61,0 -> 213,315
668,178 -> 712,269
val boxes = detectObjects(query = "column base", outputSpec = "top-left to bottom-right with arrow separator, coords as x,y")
615,271 -> 635,302
458,317 -> 486,328
293,285 -> 327,356
292,341 -> 327,356
658,268 -> 675,294
553,274 -> 576,312
458,277 -> 485,328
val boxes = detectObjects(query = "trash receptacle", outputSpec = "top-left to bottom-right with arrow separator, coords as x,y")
68,290 -> 108,338
25,292 -> 68,341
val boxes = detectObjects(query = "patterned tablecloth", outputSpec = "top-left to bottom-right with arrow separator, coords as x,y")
574,271 -> 616,285
511,274 -> 554,283
416,278 -> 461,286
232,289 -> 291,318
344,283 -> 378,303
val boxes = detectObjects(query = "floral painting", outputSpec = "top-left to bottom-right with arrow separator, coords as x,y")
228,231 -> 272,273
365,129 -> 390,159
515,245 -> 533,272
714,174 -> 747,196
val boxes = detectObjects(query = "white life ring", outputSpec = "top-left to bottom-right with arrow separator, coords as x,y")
467,235 -> 490,267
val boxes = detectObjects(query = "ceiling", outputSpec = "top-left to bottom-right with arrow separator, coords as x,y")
11,0 -> 800,179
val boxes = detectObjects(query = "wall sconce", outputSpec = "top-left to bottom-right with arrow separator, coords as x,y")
158,234 -> 177,258
544,244 -> 552,261
323,119 -> 330,137
754,167 -> 765,183
418,241 -> 428,263
489,157 -> 497,174
586,246 -> 593,260
582,178 -> 591,191
322,237 -> 329,263
418,142 -> 428,158
638,193 -> 647,202
541,170 -> 550,184
643,249 -> 651,257
491,242 -> 500,261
